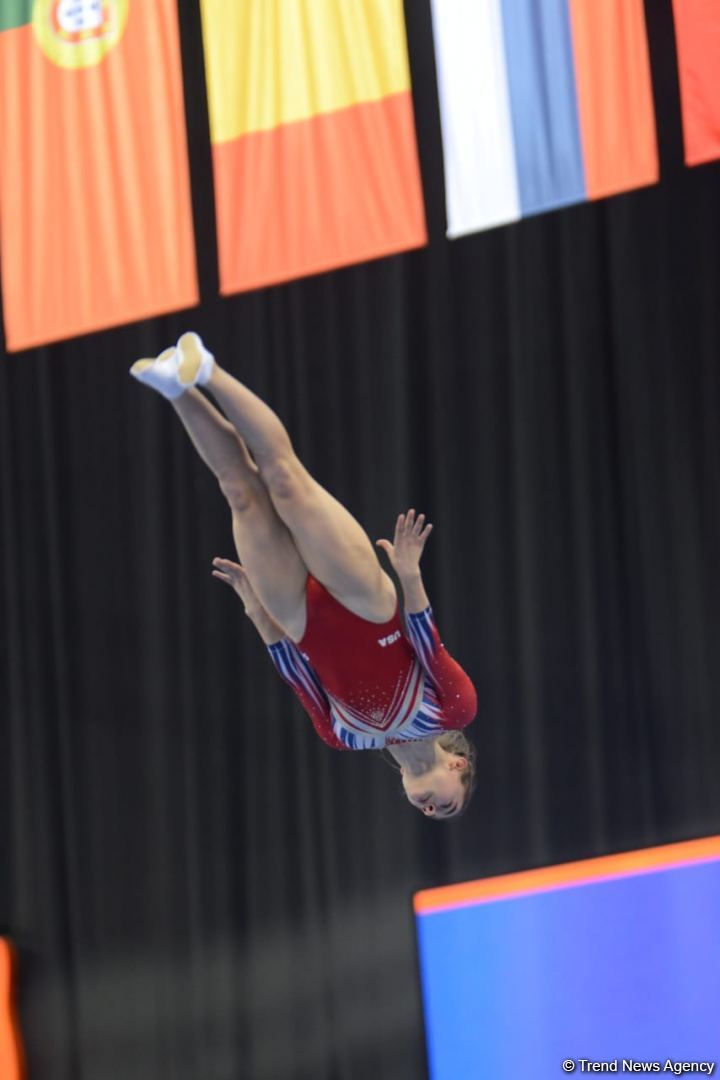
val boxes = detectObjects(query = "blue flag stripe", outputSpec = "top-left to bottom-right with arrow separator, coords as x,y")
500,0 -> 586,216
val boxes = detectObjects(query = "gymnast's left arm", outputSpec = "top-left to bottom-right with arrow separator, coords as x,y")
376,510 -> 477,728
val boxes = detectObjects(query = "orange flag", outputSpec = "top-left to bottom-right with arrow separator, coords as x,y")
671,0 -> 720,165
0,940 -> 24,1080
0,1 -> 198,352
200,0 -> 427,295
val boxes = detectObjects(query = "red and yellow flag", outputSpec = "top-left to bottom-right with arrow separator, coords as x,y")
0,0 -> 198,352
200,0 -> 427,295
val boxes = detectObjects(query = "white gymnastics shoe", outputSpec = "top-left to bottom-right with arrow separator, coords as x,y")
176,332 -> 215,389
130,347 -> 186,400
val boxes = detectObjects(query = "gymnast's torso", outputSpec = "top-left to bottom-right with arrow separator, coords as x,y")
268,576 -> 477,750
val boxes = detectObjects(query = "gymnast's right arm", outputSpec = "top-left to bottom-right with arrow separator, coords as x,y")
211,557 -> 285,643
211,558 -> 347,750
264,639 -> 347,750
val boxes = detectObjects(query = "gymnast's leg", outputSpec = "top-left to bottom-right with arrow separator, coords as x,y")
185,348 -> 395,624
170,388 -> 308,639
132,336 -> 395,622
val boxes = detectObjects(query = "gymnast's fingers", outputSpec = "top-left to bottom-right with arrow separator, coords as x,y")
212,556 -> 242,572
211,570 -> 233,585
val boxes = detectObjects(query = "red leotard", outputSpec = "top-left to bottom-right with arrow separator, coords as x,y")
268,576 -> 476,751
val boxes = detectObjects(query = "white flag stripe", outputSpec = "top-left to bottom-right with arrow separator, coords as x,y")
430,0 -> 520,237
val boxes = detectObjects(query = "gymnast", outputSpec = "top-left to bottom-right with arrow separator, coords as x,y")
131,334 -> 477,819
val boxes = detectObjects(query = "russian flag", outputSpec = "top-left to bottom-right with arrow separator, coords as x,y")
430,0 -> 659,238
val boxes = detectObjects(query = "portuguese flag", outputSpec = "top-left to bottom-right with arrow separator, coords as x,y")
0,0 -> 198,352
200,0 -> 427,295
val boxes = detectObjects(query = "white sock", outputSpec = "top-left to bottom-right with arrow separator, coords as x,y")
177,332 -> 215,388
130,348 -> 186,400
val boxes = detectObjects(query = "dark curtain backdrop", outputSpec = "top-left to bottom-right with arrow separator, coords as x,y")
2,2 -> 720,1078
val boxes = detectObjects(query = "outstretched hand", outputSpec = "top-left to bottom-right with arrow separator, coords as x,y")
211,557 -> 262,616
376,509 -> 433,579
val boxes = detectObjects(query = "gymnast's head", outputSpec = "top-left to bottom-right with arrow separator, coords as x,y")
400,731 -> 477,821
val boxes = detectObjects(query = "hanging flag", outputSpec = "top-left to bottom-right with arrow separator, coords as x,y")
0,940 -> 24,1080
430,0 -> 659,238
671,0 -> 720,166
200,0 -> 427,295
0,0 -> 198,352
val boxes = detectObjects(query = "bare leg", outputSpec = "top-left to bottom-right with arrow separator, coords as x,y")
204,366 -> 396,622
172,390 -> 308,638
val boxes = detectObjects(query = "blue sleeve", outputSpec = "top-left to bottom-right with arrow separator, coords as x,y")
405,607 -> 478,729
267,639 -> 348,750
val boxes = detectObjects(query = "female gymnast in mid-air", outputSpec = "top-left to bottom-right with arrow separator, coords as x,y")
131,334 -> 477,819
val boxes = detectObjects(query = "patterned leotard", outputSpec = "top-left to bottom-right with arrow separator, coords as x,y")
267,576 -> 477,750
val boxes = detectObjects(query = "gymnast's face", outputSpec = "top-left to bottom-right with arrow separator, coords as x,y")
401,745 -> 468,820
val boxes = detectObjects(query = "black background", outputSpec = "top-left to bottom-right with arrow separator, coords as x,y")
2,2 -> 720,1077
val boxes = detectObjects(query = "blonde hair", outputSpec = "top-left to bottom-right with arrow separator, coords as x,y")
435,730 -> 477,819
